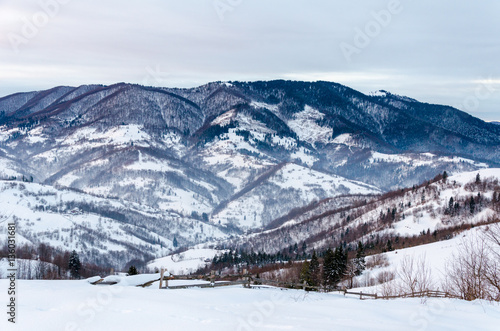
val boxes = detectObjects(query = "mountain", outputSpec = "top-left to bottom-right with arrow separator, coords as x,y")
0,80 -> 498,268
219,168 -> 500,255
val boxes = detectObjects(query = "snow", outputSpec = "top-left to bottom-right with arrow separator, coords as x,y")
101,273 -> 162,286
449,168 -> 500,185
214,163 -> 379,229
211,109 -> 237,126
291,147 -> 318,167
369,90 -> 388,97
0,159 -> 21,178
368,151 -> 489,168
332,133 -> 357,147
147,248 -> 222,275
250,101 -> 280,113
0,279 -> 498,331
288,105 -> 333,145
355,225 -> 499,293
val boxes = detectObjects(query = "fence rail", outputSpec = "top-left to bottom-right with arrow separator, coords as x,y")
92,274 -> 461,300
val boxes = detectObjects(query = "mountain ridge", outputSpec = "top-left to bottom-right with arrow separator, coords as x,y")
0,80 -> 498,268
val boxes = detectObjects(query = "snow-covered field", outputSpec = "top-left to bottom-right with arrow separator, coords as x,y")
1,279 -> 499,331
147,248 -> 222,274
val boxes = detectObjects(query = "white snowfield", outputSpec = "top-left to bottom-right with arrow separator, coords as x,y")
0,279 -> 499,331
147,248 -> 221,275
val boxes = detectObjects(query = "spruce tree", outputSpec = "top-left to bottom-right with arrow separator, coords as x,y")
448,197 -> 454,213
386,239 -> 393,252
469,196 -> 476,214
322,248 -> 335,290
354,241 -> 366,276
68,250 -> 81,279
332,246 -> 347,286
299,261 -> 311,286
127,265 -> 138,275
308,250 -> 321,288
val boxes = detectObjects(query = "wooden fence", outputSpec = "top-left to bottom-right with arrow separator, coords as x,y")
92,274 -> 461,300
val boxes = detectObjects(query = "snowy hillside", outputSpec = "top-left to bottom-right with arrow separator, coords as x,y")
212,163 -> 379,229
221,168 -> 500,255
0,181 -> 227,268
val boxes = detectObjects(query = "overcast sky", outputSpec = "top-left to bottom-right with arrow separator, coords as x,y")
0,0 -> 499,121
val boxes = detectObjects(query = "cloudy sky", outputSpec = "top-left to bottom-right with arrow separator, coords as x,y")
0,0 -> 499,120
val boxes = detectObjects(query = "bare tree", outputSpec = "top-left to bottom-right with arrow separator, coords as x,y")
396,254 -> 434,295
483,224 -> 500,301
444,233 -> 489,301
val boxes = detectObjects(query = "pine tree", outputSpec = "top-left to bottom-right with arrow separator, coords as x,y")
173,236 -> 178,248
299,261 -> 311,286
127,265 -> 138,275
322,248 -> 335,290
308,250 -> 321,288
443,171 -> 448,181
386,239 -> 393,252
476,173 -> 481,184
332,245 -> 347,286
469,196 -> 476,214
68,250 -> 81,279
354,241 -> 366,276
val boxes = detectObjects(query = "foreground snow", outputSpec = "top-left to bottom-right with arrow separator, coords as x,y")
1,280 -> 499,331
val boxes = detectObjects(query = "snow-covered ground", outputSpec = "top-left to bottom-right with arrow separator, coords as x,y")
147,248 -> 222,275
353,224 -> 499,294
1,279 -> 499,331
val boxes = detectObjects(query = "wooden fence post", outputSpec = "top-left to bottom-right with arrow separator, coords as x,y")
159,267 -> 168,289
210,270 -> 215,286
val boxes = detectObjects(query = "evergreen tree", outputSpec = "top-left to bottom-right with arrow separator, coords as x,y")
173,236 -> 178,248
299,261 -> 311,286
322,248 -> 335,290
386,239 -> 393,252
443,171 -> 448,181
354,241 -> 366,276
308,250 -> 321,288
332,246 -> 347,286
476,173 -> 481,184
127,265 -> 138,275
68,250 -> 81,279
469,196 -> 476,214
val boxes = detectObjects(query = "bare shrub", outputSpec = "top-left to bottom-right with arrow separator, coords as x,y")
366,254 -> 389,269
381,280 -> 397,298
396,254 -> 434,295
482,224 -> 500,301
377,270 -> 395,285
444,234 -> 490,301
